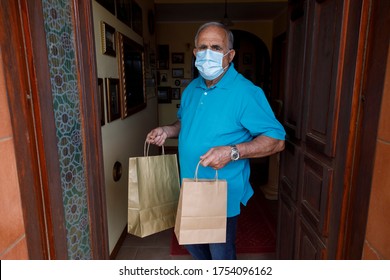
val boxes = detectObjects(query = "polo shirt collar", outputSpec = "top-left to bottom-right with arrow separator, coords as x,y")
197,63 -> 238,90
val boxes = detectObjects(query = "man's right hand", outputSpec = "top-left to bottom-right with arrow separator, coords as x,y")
146,127 -> 167,146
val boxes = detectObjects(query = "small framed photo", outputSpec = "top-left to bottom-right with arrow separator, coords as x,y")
157,60 -> 169,70
105,78 -> 121,122
172,68 -> 184,78
171,88 -> 181,100
172,52 -> 184,64
98,78 -> 105,126
181,79 -> 191,87
157,87 -> 171,103
101,21 -> 116,57
158,71 -> 168,85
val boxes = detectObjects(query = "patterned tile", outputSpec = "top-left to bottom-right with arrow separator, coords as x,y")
41,0 -> 90,259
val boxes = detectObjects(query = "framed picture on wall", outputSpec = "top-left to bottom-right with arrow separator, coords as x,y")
132,0 -> 143,36
171,88 -> 181,100
172,68 -> 184,78
105,78 -> 121,123
157,87 -> 171,103
116,0 -> 132,28
98,78 -> 105,126
172,52 -> 184,64
158,71 -> 168,85
181,79 -> 191,87
117,32 -> 146,119
101,21 -> 116,57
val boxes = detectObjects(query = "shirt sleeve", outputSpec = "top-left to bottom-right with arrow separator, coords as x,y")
239,86 -> 286,140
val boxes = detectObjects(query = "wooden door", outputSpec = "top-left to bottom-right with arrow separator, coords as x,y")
0,0 -> 67,259
277,0 -> 374,259
1,0 -> 108,259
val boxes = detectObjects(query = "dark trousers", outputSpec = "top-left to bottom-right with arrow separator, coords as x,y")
184,215 -> 238,260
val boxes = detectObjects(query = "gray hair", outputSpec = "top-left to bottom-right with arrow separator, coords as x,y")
194,22 -> 234,50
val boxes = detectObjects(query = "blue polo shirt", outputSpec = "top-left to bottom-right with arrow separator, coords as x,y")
177,64 -> 285,217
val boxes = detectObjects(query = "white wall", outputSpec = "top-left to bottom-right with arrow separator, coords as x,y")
92,0 -> 158,254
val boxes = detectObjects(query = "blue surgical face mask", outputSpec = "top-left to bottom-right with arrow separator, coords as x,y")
195,49 -> 230,80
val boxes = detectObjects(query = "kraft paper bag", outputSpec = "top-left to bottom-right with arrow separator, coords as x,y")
174,162 -> 227,245
128,142 -> 180,238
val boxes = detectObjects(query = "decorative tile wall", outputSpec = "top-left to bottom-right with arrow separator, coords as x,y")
41,0 -> 91,259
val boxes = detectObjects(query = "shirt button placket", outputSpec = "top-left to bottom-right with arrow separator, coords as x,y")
199,91 -> 207,106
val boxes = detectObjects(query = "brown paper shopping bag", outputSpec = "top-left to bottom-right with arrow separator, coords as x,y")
174,161 -> 227,245
128,142 -> 180,237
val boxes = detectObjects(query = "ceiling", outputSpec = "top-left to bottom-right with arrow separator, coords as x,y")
154,1 -> 288,23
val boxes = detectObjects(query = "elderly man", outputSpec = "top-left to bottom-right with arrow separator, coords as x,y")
147,22 -> 285,260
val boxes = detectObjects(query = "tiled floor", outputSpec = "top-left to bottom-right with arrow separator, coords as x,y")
116,160 -> 277,260
115,228 -> 276,260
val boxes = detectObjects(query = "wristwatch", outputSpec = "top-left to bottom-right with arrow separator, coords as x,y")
230,145 -> 240,161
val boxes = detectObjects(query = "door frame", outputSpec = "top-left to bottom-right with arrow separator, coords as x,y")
1,0 -> 109,259
1,0 -> 67,259
339,0 -> 390,259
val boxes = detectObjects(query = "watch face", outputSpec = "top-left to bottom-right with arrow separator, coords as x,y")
231,146 -> 240,160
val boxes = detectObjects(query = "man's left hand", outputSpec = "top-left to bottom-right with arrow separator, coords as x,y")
200,146 -> 231,169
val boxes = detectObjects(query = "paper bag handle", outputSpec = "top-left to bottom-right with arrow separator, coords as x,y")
194,160 -> 218,182
144,140 -> 165,156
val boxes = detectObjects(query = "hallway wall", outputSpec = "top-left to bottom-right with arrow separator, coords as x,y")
92,0 -> 159,254
0,53 -> 28,259
363,46 -> 390,260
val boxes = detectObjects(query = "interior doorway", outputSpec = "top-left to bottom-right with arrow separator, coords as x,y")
231,29 -> 282,197
232,30 -> 271,97
233,29 -> 282,252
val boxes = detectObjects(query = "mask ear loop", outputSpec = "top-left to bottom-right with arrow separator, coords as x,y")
223,49 -> 233,65
223,50 -> 233,68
